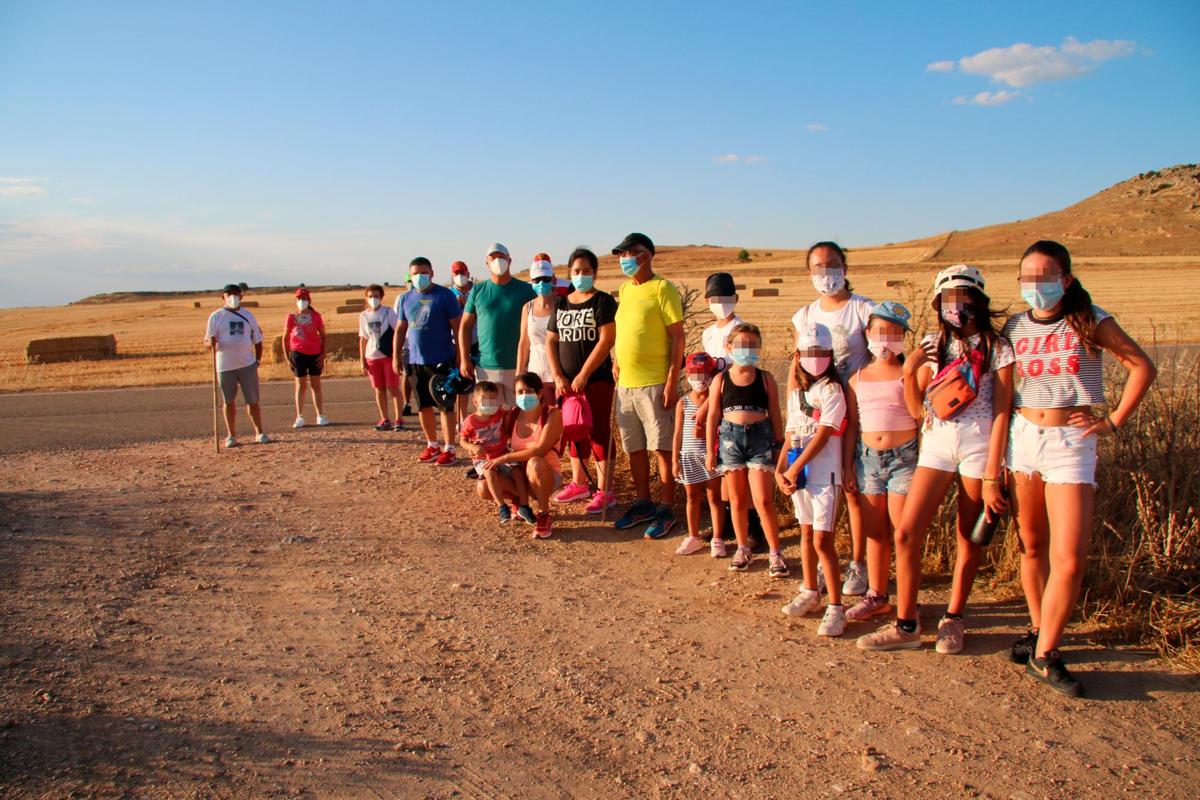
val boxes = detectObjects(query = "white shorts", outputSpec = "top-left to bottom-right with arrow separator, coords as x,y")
791,484 -> 840,531
1007,413 -> 1097,486
916,418 -> 992,479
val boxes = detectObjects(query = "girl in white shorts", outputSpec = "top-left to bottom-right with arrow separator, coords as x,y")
777,322 -> 849,637
1001,240 -> 1156,698
857,265 -> 1013,655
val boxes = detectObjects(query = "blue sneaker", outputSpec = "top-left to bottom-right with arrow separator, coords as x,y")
644,506 -> 677,540
614,499 -> 657,530
497,505 -> 512,525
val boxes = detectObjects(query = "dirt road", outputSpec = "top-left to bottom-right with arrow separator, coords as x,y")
1,425 -> 1197,798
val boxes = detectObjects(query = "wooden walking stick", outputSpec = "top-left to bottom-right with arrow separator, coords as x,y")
212,344 -> 220,454
601,389 -> 619,524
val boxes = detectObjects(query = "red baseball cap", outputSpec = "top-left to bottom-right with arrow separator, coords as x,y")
685,352 -> 722,375
450,261 -> 470,276
295,287 -> 311,299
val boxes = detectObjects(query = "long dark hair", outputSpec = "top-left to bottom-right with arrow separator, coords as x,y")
1022,240 -> 1101,356
807,240 -> 854,294
567,246 -> 598,274
932,287 -> 1005,368
791,349 -> 842,392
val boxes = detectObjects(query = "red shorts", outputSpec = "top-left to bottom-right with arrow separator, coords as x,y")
365,357 -> 399,390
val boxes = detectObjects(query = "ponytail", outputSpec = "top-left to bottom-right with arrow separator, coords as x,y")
1022,240 -> 1101,356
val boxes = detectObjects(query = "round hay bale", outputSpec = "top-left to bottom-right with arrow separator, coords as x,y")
752,288 -> 779,298
26,335 -> 117,365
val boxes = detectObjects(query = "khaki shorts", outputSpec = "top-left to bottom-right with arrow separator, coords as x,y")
476,366 -> 516,408
616,383 -> 674,453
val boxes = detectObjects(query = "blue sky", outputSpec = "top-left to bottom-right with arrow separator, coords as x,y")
1,0 -> 1197,307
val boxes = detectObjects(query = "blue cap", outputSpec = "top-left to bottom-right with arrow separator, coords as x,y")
869,300 -> 911,331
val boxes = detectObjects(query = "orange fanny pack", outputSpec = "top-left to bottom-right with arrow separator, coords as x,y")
926,348 -> 984,420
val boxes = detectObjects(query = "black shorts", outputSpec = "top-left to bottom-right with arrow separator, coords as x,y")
412,361 -> 453,410
289,351 -> 323,377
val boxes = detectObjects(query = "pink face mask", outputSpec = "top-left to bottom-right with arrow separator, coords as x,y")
800,356 -> 831,376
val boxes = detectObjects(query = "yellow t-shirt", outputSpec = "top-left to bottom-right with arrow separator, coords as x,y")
615,275 -> 684,388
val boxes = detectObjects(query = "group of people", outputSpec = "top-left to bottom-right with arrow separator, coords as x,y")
203,232 -> 1156,698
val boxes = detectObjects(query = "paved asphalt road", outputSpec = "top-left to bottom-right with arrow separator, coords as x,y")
0,378 -> 391,455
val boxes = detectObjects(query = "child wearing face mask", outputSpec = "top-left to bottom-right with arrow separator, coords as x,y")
790,241 -> 875,598
359,284 -> 403,430
706,324 -> 788,577
672,353 -> 728,557
857,265 -> 1014,655
778,323 -> 849,637
516,254 -> 558,406
461,381 -> 535,525
842,301 -> 920,624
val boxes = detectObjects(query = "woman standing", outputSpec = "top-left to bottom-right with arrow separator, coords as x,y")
517,253 -> 558,407
791,242 -> 874,596
545,247 -> 618,514
284,287 -> 330,428
1004,240 -> 1155,697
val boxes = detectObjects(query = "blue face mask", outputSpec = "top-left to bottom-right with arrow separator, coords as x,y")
1021,279 -> 1065,311
571,274 -> 594,292
515,393 -> 539,412
730,347 -> 761,366
411,273 -> 432,291
619,256 -> 640,277
532,280 -> 554,297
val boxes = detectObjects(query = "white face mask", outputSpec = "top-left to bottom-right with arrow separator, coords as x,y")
687,377 -> 710,393
867,337 -> 901,360
296,299 -> 309,311
811,271 -> 845,295
489,258 -> 510,276
453,274 -> 470,288
708,301 -> 736,320
367,296 -> 381,310
225,295 -> 241,310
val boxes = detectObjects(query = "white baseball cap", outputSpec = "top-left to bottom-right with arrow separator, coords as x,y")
484,243 -> 510,260
529,253 -> 554,280
931,264 -> 987,306
796,322 -> 833,351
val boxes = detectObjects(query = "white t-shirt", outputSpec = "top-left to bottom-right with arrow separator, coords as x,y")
703,315 -> 743,360
785,378 -> 846,486
205,307 -> 263,373
359,306 -> 398,361
790,294 -> 874,380
919,332 -> 1015,427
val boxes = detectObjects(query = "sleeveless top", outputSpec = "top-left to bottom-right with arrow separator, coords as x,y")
526,304 -> 553,380
510,408 -> 561,473
721,368 -> 768,414
856,377 -> 915,432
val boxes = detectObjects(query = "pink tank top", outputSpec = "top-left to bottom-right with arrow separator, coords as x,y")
511,411 -> 561,473
856,377 -> 916,432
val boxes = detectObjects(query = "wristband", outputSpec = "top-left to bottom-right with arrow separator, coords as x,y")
982,476 -> 1000,484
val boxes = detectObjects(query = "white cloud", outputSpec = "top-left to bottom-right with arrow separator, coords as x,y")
944,36 -> 1137,88
952,90 -> 1021,106
0,177 -> 47,197
806,123 -> 828,132
713,153 -> 766,165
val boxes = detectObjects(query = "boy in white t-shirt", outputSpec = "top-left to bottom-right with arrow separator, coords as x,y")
702,272 -> 743,361
204,283 -> 268,447
359,284 -> 403,431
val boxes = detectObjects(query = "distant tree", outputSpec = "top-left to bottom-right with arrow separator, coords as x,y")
737,248 -> 751,263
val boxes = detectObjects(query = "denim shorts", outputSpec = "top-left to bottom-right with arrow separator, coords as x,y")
718,419 -> 776,473
856,437 -> 918,495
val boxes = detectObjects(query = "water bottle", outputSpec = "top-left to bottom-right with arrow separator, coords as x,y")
785,446 -> 807,490
969,486 -> 1008,546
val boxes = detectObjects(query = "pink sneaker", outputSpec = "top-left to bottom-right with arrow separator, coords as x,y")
553,482 -> 591,503
847,591 -> 894,622
585,490 -> 616,514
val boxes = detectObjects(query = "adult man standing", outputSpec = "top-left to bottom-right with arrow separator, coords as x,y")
204,283 -> 268,447
458,243 -> 535,407
393,257 -> 463,466
610,233 -> 685,538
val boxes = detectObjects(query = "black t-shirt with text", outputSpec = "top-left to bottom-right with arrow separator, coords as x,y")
547,291 -> 618,384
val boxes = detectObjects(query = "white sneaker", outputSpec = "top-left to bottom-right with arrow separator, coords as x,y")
224,436 -> 238,449
842,560 -> 868,596
781,588 -> 821,617
316,415 -> 331,426
675,535 -> 707,556
817,605 -> 847,637
710,538 -> 728,558
255,433 -> 270,444
293,416 -> 306,429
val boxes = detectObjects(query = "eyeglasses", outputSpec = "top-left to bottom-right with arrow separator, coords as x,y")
532,276 -> 553,284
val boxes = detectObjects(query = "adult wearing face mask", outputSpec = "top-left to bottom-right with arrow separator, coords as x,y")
448,261 -> 479,431
284,287 -> 330,428
516,253 -> 559,407
610,232 -> 686,538
791,241 -> 875,598
393,257 -> 463,466
459,243 -> 536,408
204,284 -> 268,447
